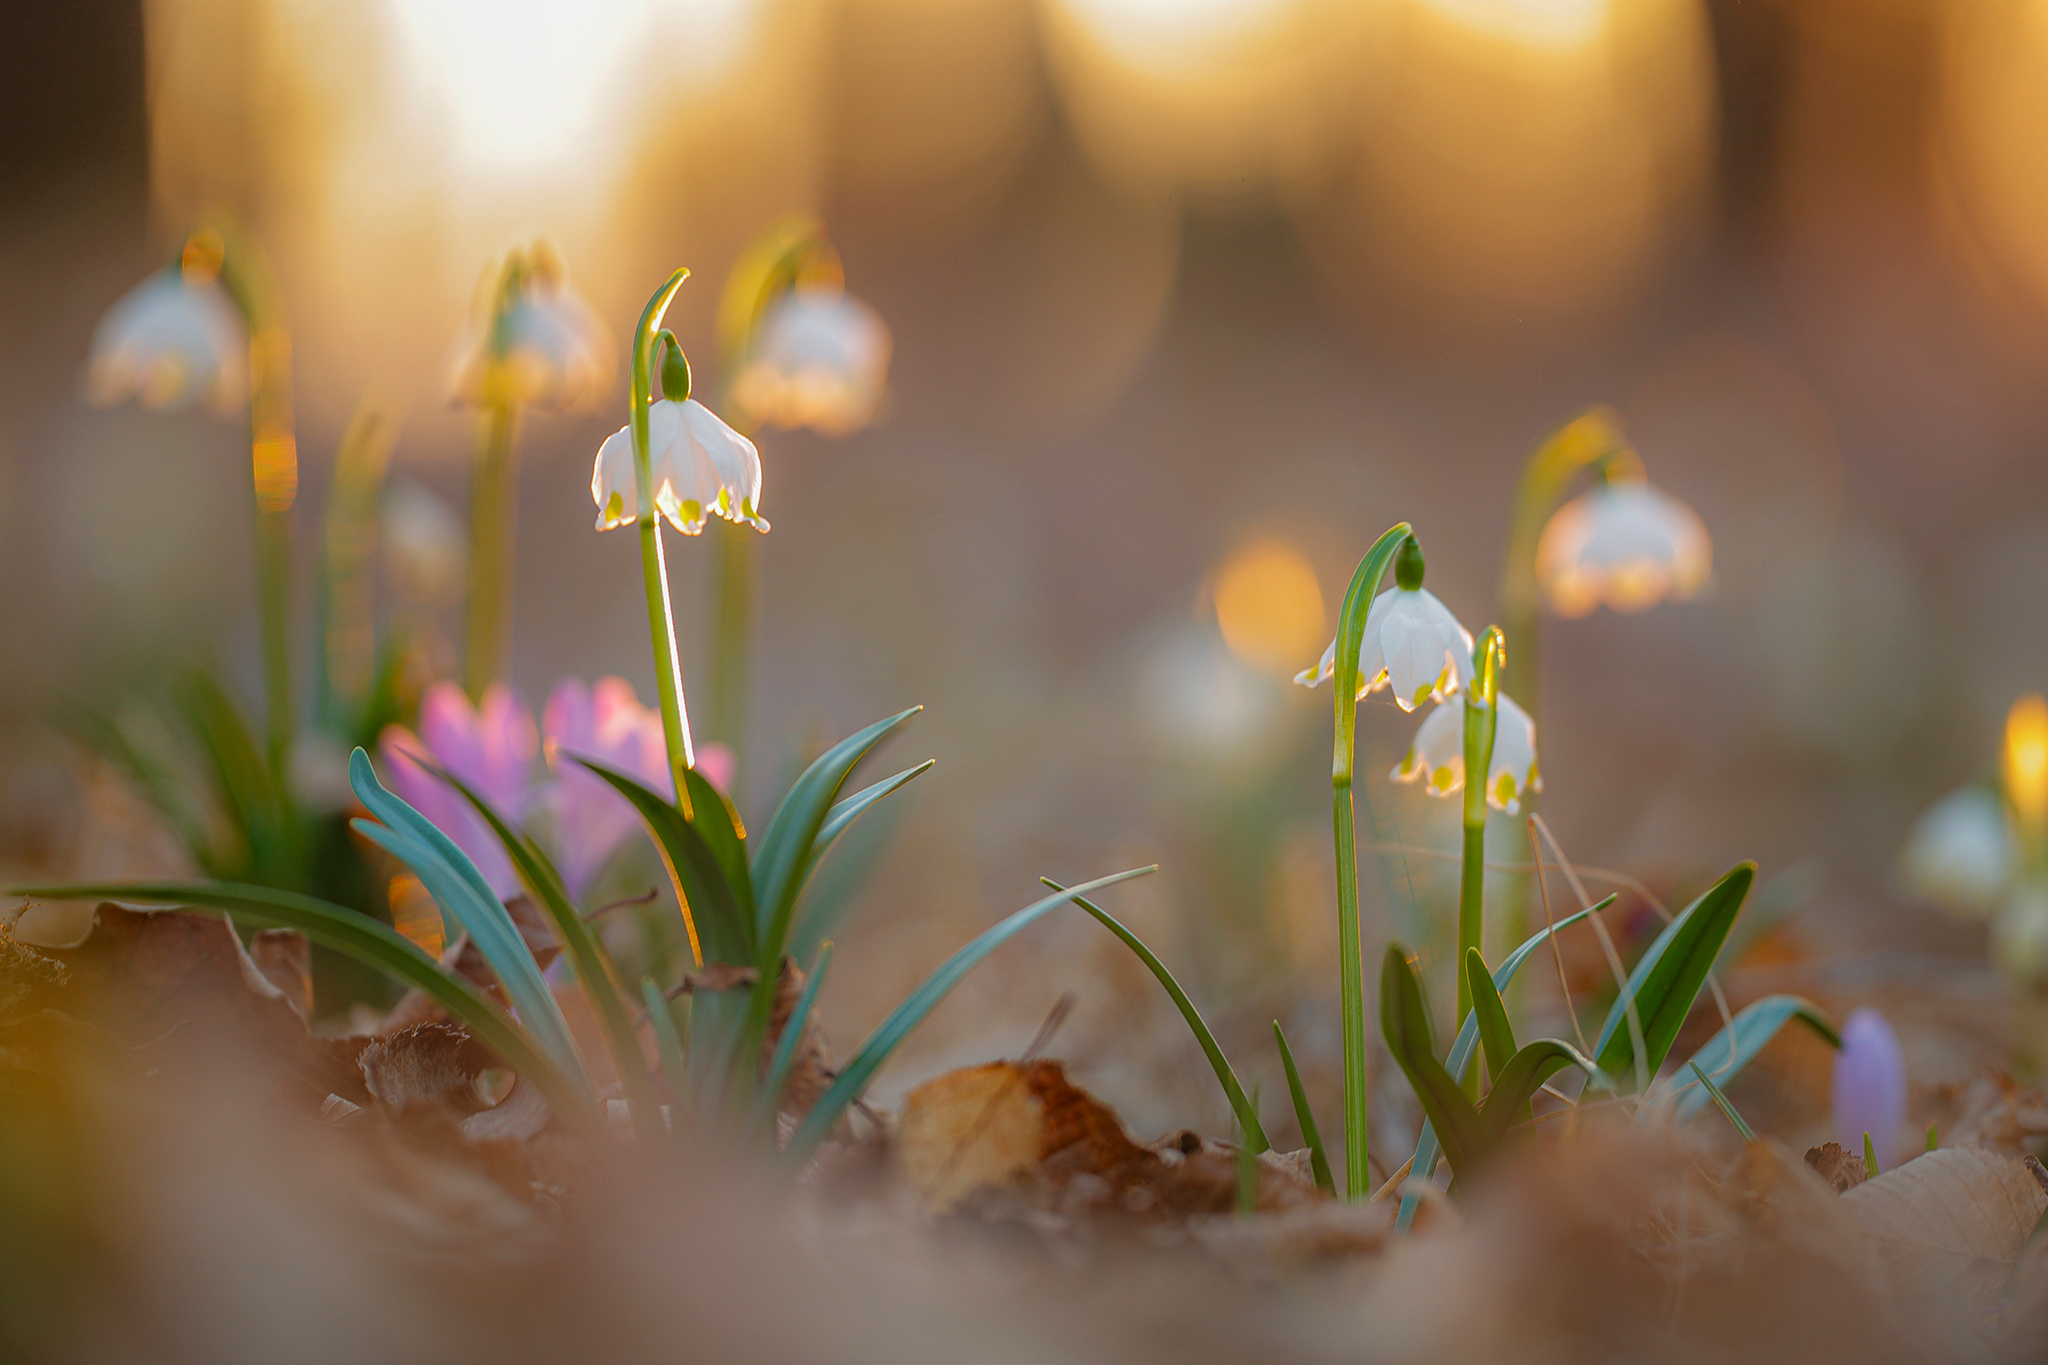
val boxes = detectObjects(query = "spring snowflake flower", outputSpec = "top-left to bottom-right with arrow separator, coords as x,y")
1901,786 -> 2015,920
451,244 -> 615,411
85,264 -> 247,415
1389,694 -> 1542,814
1296,587 -> 1474,712
592,398 -> 769,535
1831,1007 -> 1907,1168
1534,481 -> 1711,617
378,683 -> 539,900
730,284 -> 892,436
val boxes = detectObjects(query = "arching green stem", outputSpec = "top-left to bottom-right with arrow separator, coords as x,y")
1456,627 -> 1505,1039
1329,522 -> 1415,1200
631,268 -> 697,817
1495,407 -> 1636,712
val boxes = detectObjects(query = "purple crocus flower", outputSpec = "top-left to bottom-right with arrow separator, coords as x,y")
1832,1007 -> 1907,1169
377,682 -> 539,900
541,677 -> 735,900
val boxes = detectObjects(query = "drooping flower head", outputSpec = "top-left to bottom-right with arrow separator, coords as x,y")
1902,786 -> 2014,921
592,395 -> 768,535
451,240 -> 615,412
1535,479 -> 1711,617
1831,1007 -> 1907,1169
377,682 -> 539,900
1390,693 -> 1542,814
731,284 -> 892,437
1295,537 -> 1474,711
85,234 -> 247,416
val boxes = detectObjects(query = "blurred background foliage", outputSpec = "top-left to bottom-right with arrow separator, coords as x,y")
3,0 -> 2047,1141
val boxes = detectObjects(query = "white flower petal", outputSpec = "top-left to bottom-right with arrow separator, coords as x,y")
732,286 -> 891,435
1389,692 -> 1539,812
1903,786 -> 2014,919
1535,482 -> 1712,617
1296,586 -> 1472,707
86,271 -> 247,416
591,424 -> 640,530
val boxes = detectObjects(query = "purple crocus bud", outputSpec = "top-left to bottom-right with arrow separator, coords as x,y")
542,677 -> 674,900
1831,1007 -> 1907,1169
376,682 -> 538,900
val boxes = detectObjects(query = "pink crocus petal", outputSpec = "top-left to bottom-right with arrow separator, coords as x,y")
544,676 -> 673,899
376,722 -> 523,901
1831,1007 -> 1908,1168
416,681 -> 540,819
694,742 -> 735,796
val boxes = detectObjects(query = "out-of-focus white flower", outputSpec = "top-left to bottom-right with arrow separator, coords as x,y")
381,479 -> 468,606
730,284 -> 891,437
1902,786 -> 2015,920
1994,884 -> 2048,984
592,398 -> 768,535
85,266 -> 247,415
1296,587 -> 1473,711
1535,481 -> 1711,617
451,245 -> 615,412
1389,693 -> 1542,814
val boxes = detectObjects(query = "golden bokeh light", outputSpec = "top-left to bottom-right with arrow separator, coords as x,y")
1212,537 -> 1325,673
1417,0 -> 1611,48
1940,1 -> 2048,315
1039,0 -> 1383,201
2005,694 -> 2048,833
379,0 -> 758,175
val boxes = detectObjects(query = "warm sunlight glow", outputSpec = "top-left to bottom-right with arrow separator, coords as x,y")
1213,537 -> 1324,673
381,0 -> 753,173
1055,0 -> 1289,63
1416,0 -> 1611,48
2006,694 -> 2048,833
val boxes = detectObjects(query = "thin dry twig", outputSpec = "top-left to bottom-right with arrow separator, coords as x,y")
1530,814 -> 1648,1099
1529,819 -> 1592,1059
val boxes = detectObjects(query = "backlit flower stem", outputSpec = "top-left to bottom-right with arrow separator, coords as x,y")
708,519 -> 753,787
1456,627 -> 1505,1038
1495,407 -> 1634,715
216,235 -> 298,785
463,400 -> 520,698
1329,521 -> 1415,1201
631,269 -> 698,817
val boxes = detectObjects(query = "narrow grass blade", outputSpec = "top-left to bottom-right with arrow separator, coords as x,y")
752,942 -> 834,1133
1380,945 -> 1488,1180
1274,1021 -> 1335,1194
1476,1038 -> 1606,1137
432,764 -> 662,1141
1042,875 -> 1267,1152
641,976 -> 689,1097
9,879 -> 592,1122
1592,862 -> 1755,1087
1689,1061 -> 1755,1142
574,755 -> 753,965
1663,994 -> 1839,1123
1863,1131 -> 1879,1178
1464,947 -> 1516,1088
810,762 -> 933,878
753,707 -> 922,959
781,866 -> 1155,1166
1397,897 -> 1610,1230
348,749 -> 583,1080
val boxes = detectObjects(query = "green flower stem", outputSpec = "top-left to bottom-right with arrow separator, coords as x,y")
1330,522 -> 1415,1201
463,401 -> 520,698
1495,407 -> 1634,713
1456,628 -> 1505,1048
631,269 -> 698,816
708,519 -> 754,787
320,405 -> 395,723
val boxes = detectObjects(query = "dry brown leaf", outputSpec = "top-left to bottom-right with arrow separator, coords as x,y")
359,1022 -> 494,1116
1804,1140 -> 1868,1193
898,1061 -> 1046,1211
673,962 -> 760,994
1933,1070 -> 2048,1156
763,956 -> 832,1119
248,928 -> 311,1020
1842,1145 -> 2048,1311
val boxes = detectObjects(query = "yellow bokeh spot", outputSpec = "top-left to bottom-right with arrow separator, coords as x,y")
388,872 -> 446,959
2006,694 -> 2048,833
1213,537 -> 1324,674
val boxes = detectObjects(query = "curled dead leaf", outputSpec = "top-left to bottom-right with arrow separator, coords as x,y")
1804,1140 -> 1868,1193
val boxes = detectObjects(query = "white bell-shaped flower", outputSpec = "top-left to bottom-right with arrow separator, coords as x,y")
730,284 -> 891,436
1389,694 -> 1542,814
85,268 -> 247,415
1535,481 -> 1711,617
1295,587 -> 1474,711
451,250 -> 614,412
592,398 -> 769,535
1901,786 -> 2015,920
1994,885 -> 2048,984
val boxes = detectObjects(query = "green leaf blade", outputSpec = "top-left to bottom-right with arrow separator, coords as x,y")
1274,1021 -> 1335,1194
1380,944 -> 1488,1181
1663,994 -> 1839,1124
1464,947 -> 1517,1088
1593,862 -> 1755,1086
